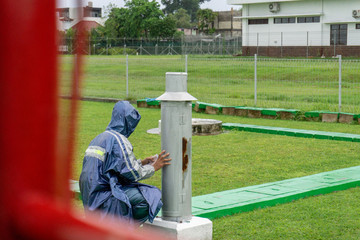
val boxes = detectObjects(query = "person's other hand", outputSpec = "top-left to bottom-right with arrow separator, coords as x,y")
152,150 -> 171,171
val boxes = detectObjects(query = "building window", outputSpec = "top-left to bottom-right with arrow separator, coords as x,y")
274,17 -> 295,24
91,11 -> 99,17
248,19 -> 269,25
84,7 -> 102,17
330,24 -> 347,45
297,16 -> 320,23
57,8 -> 69,18
90,8 -> 102,17
356,24 -> 360,29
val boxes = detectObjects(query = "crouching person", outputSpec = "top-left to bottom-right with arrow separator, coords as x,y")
80,101 -> 171,225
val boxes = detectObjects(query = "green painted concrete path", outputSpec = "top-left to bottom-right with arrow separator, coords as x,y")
71,166 -> 360,220
192,166 -> 360,219
222,123 -> 360,142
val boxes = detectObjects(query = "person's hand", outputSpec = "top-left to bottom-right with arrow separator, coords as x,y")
152,150 -> 171,171
141,154 -> 158,165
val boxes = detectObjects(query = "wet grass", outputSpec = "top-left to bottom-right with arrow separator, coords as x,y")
73,100 -> 360,239
60,55 -> 360,113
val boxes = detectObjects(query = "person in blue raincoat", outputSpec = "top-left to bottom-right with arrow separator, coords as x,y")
80,101 -> 171,224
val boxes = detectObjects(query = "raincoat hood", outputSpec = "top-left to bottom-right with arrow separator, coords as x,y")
106,101 -> 141,138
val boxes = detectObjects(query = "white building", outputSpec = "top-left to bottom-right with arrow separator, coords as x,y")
56,1 -> 106,32
227,0 -> 360,56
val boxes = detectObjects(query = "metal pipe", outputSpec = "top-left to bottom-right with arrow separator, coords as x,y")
254,54 -> 257,106
126,55 -> 129,98
338,55 -> 342,112
306,31 -> 309,58
157,73 -> 197,222
280,32 -> 283,58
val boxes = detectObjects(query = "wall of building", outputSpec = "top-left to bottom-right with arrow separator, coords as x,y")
239,0 -> 360,50
213,9 -> 242,36
243,45 -> 360,57
58,3 -> 105,31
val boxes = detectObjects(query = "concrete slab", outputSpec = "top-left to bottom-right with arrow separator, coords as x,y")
205,106 -> 220,115
304,111 -> 323,122
306,116 -> 320,122
192,166 -> 360,219
147,100 -> 161,108
261,109 -> 278,117
322,113 -> 338,123
71,166 -> 360,222
146,217 -> 212,240
137,100 -> 148,108
279,111 -> 296,120
222,107 -> 236,115
234,108 -> 248,117
194,103 -> 206,113
339,113 -> 354,124
222,123 -> 360,143
248,109 -> 262,118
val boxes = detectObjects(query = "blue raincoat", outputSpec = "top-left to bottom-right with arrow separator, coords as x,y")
79,101 -> 162,223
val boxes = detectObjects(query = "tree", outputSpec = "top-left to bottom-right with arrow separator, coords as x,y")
196,8 -> 217,35
161,0 -> 210,22
65,28 -> 75,39
103,0 -> 176,39
125,0 -> 164,38
148,15 -> 177,38
103,3 -> 118,18
173,8 -> 192,29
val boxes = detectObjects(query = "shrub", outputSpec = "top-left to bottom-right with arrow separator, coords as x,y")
95,47 -> 137,55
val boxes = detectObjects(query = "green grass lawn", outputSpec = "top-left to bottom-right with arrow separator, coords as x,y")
60,55 -> 360,113
73,100 -> 360,239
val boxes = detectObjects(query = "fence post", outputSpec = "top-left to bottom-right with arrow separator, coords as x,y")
306,31 -> 309,58
219,38 -> 222,55
126,55 -> 129,99
233,38 -> 236,55
185,55 -> 188,73
254,54 -> 257,106
280,32 -> 283,58
256,33 -> 259,55
333,30 -> 336,57
106,37 -> 109,55
338,54 -> 342,112
181,35 -> 184,55
124,44 -> 126,55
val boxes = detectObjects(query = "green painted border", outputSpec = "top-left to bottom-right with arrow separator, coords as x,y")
222,123 -> 360,143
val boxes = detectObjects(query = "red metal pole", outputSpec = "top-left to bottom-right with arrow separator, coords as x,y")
0,1 -> 59,237
0,1 -> 171,239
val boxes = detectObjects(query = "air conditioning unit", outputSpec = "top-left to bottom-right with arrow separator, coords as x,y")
269,2 -> 280,13
352,10 -> 360,18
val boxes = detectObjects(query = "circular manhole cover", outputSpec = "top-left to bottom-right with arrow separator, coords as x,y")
147,118 -> 222,136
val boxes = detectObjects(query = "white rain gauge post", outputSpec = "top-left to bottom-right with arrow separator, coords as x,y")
149,72 -> 212,240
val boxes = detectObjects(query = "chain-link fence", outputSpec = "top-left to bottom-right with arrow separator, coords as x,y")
59,29 -> 360,57
59,55 -> 360,113
59,35 -> 243,56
